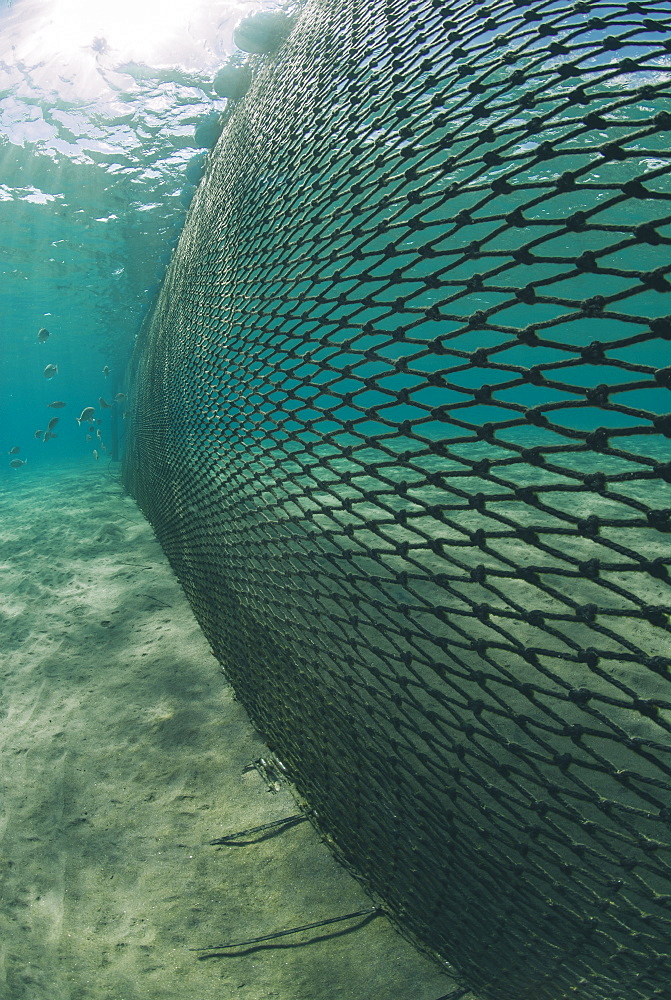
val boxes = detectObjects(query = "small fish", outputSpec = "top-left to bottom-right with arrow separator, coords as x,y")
96,419 -> 101,425
47,417 -> 59,430
102,365 -> 110,377
99,397 -> 111,409
92,449 -> 99,460
9,458 -> 27,468
96,428 -> 102,439
43,431 -> 57,441
114,392 -> 126,402
100,443 -> 107,452
35,430 -> 44,440
47,400 -> 66,408
44,364 -> 58,379
37,327 -> 50,343
7,446 -> 20,455
77,406 -> 95,425
85,433 -> 92,442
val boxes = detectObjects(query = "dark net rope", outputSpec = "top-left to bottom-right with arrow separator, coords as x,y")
123,2 -> 671,998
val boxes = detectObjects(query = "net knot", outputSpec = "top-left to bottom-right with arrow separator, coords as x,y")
576,604 -> 597,623
579,559 -> 600,578
585,385 -> 609,406
568,687 -> 591,705
646,509 -> 670,531
653,414 -> 671,438
581,296 -> 605,316
650,316 -> 671,339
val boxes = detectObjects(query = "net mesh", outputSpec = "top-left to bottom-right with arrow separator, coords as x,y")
122,2 -> 671,997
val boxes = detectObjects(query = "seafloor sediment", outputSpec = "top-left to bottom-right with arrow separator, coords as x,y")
0,466 -> 458,1000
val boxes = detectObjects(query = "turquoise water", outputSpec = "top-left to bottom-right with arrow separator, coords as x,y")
0,0 -> 281,477
2,0 -> 669,479
2,2 -> 671,998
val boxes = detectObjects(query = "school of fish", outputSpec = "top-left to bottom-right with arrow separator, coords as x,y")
5,327 -> 127,469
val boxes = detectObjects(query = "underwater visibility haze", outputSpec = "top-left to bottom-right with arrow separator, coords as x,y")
0,0 -> 279,473
1,1 -> 671,1000
3,4 -> 456,1000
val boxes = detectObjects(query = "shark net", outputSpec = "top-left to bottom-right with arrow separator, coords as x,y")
123,2 -> 671,997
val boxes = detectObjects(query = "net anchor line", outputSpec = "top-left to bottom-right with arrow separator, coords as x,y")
191,905 -> 383,955
208,812 -> 308,845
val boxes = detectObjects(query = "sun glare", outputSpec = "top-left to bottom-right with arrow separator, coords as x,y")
34,0 -> 199,63
0,0 -> 264,146
0,0 -> 258,105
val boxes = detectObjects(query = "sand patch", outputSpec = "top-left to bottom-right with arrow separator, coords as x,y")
0,467 -> 460,1000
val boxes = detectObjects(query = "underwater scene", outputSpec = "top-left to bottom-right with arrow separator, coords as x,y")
0,2 -> 457,999
1,1 -> 671,999
0,0 -> 231,475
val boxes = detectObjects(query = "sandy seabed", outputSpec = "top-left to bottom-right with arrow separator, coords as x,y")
0,466 -> 460,1000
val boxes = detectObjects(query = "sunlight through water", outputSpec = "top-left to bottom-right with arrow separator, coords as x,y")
0,0 -> 279,463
